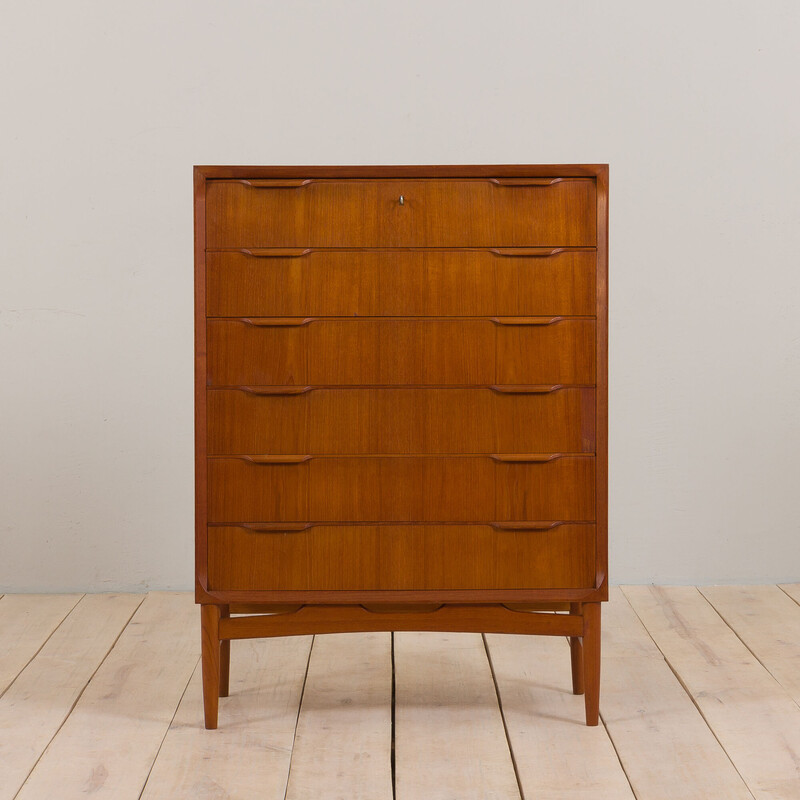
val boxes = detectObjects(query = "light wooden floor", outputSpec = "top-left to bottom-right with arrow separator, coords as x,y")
1,586 -> 799,799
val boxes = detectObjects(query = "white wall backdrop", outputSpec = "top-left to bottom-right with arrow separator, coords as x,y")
1,1 -> 799,591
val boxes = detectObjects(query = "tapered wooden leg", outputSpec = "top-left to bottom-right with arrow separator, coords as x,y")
583,602 -> 601,726
569,603 -> 584,695
219,605 -> 230,698
201,604 -> 221,729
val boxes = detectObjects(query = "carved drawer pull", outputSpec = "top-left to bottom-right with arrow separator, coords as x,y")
489,384 -> 565,394
239,455 -> 311,465
238,179 -> 313,188
240,248 -> 313,258
490,316 -> 564,326
489,453 -> 567,463
490,521 -> 568,531
489,247 -> 569,257
488,177 -> 568,187
239,317 -> 314,327
236,523 -> 313,533
237,386 -> 313,396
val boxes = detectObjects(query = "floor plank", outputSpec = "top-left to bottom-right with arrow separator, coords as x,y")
778,584 -> 800,605
0,593 -> 143,800
624,585 -> 800,800
602,588 -> 752,800
394,631 -> 520,800
141,635 -> 312,800
15,592 -> 198,800
0,594 -> 83,696
285,632 -> 393,800
486,628 -> 635,799
701,585 -> 800,706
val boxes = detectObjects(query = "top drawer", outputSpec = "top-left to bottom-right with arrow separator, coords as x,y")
205,178 -> 597,248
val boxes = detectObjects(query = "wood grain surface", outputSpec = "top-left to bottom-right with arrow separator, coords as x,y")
207,523 -> 596,591
206,247 -> 597,317
207,454 -> 596,523
206,316 -> 596,386
206,178 -> 596,248
207,386 -> 596,455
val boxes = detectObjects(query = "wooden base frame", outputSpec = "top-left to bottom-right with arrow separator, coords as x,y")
200,601 -> 601,729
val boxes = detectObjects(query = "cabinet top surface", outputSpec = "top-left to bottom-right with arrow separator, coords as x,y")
194,164 -> 609,180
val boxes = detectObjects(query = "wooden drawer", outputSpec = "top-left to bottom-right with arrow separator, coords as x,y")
207,523 -> 596,590
207,454 -> 595,523
207,386 -> 595,455
205,178 -> 596,248
206,248 -> 597,317
206,317 -> 595,386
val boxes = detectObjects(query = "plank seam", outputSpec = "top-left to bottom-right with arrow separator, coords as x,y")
778,584 -> 800,608
697,588 -> 775,674
0,594 -> 85,702
481,633 -> 526,800
390,632 -> 396,800
137,656 -> 200,800
282,634 -> 315,800
699,587 -> 800,712
595,691 -> 648,799
619,588 -> 757,800
12,593 -> 146,800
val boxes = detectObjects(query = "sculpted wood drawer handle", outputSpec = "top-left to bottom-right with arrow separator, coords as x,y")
237,386 -> 313,396
489,384 -> 566,394
489,521 -> 568,531
238,179 -> 314,188
488,177 -> 570,187
238,455 -> 311,465
236,523 -> 313,533
490,316 -> 565,326
489,247 -> 570,257
239,248 -> 313,258
239,317 -> 314,327
489,453 -> 570,463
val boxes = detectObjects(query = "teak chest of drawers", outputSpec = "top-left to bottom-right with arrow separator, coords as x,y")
194,164 -> 609,728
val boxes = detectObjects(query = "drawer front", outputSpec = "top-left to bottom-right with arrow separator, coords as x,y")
207,387 -> 595,455
206,248 -> 597,317
206,179 -> 596,247
207,455 -> 595,523
206,318 -> 595,386
207,523 -> 596,590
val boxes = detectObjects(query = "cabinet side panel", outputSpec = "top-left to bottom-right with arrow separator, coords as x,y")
595,167 -> 609,598
195,168 -> 210,601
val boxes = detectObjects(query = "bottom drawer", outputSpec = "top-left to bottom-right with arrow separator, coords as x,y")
207,523 -> 596,591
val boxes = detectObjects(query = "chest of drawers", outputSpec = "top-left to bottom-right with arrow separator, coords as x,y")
195,164 -> 609,729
